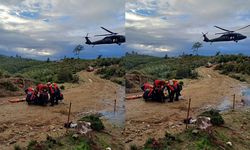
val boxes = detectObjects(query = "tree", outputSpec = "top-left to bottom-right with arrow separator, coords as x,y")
73,45 -> 84,59
46,57 -> 50,63
215,51 -> 221,56
97,55 -> 102,59
192,42 -> 203,55
164,53 -> 168,59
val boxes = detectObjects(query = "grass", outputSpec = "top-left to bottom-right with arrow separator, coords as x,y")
130,108 -> 250,150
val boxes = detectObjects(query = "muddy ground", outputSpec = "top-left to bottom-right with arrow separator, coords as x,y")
124,67 -> 249,149
0,71 -> 124,150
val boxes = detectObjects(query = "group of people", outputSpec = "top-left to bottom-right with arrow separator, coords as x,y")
154,79 -> 183,102
25,82 -> 63,106
141,79 -> 183,102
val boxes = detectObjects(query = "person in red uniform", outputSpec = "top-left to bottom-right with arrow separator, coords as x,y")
47,82 -> 55,106
166,80 -> 175,102
52,83 -> 60,105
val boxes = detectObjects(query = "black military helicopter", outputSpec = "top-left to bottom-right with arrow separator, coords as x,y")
202,25 -> 249,43
85,27 -> 125,46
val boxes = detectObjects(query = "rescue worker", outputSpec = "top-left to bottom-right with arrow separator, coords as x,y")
52,82 -> 60,105
25,87 -> 36,104
166,80 -> 175,102
47,82 -> 55,106
36,83 -> 49,105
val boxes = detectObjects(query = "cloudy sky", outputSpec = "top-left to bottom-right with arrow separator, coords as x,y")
126,0 -> 250,56
0,0 -> 125,60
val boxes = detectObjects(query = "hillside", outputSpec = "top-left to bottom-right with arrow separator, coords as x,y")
0,55 -> 125,97
124,53 -> 250,93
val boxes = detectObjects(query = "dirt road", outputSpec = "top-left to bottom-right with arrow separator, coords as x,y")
124,67 -> 247,149
0,71 -> 122,150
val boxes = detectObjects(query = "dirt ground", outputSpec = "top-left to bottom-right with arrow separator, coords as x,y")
124,67 -> 248,149
0,71 -> 123,150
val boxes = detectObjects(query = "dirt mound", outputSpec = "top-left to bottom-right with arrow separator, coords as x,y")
0,78 -> 34,97
126,72 -> 154,93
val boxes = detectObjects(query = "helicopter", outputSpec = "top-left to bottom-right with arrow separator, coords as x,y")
202,25 -> 249,43
85,27 -> 125,46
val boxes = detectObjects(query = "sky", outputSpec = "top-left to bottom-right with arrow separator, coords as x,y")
0,0 -> 125,60
126,0 -> 250,57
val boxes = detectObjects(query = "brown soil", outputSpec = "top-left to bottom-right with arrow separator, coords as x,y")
0,71 -> 122,150
124,67 -> 247,149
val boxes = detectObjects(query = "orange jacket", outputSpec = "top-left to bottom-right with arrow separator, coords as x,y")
48,84 -> 54,94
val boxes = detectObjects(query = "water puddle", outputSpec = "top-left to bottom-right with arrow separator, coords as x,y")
99,86 -> 125,127
216,96 -> 232,111
242,87 -> 250,106
216,86 -> 250,112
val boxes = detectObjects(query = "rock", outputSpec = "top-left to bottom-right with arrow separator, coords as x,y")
72,134 -> 79,139
192,129 -> 199,134
77,121 -> 92,135
226,141 -> 232,147
70,123 -> 78,128
9,140 -> 16,145
49,126 -> 55,130
196,116 -> 212,130
146,124 -> 150,128
125,139 -> 133,143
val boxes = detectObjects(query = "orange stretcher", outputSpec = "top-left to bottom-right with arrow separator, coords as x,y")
125,94 -> 143,100
8,98 -> 26,103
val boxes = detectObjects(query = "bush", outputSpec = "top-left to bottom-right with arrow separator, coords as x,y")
79,114 -> 104,131
0,80 -> 19,91
199,109 -> 224,126
60,85 -> 65,90
72,74 -> 80,83
57,69 -> 73,83
130,144 -> 138,150
175,68 -> 192,79
14,145 -> 22,150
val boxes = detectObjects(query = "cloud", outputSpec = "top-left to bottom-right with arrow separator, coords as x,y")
0,0 -> 125,60
126,0 -> 250,56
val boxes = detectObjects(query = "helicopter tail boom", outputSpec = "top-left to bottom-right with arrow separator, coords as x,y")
202,32 -> 210,42
85,36 -> 92,45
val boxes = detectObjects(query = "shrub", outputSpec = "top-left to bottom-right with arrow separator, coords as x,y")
79,114 -> 104,131
130,144 -> 138,150
57,69 -> 73,83
14,145 -> 22,150
1,80 -> 19,91
199,109 -> 224,126
72,74 -> 80,83
175,68 -> 192,79
60,85 -> 65,90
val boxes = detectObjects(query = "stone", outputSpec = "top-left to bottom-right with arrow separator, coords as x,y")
192,129 -> 199,134
226,141 -> 232,147
72,134 -> 79,139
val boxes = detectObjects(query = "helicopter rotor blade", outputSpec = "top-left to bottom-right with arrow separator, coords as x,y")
214,26 -> 231,32
202,32 -> 208,35
101,27 -> 117,35
234,25 -> 250,31
94,34 -> 113,37
215,32 -> 227,35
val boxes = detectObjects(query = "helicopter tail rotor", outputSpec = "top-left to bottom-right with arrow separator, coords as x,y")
202,32 -> 210,42
84,33 -> 92,44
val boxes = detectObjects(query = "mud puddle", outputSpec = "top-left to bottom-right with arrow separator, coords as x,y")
99,86 -> 125,127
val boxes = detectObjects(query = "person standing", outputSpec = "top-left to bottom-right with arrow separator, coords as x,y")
47,82 -> 55,106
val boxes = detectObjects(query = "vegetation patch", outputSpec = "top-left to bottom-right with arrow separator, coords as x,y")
199,109 -> 224,126
79,114 -> 104,131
